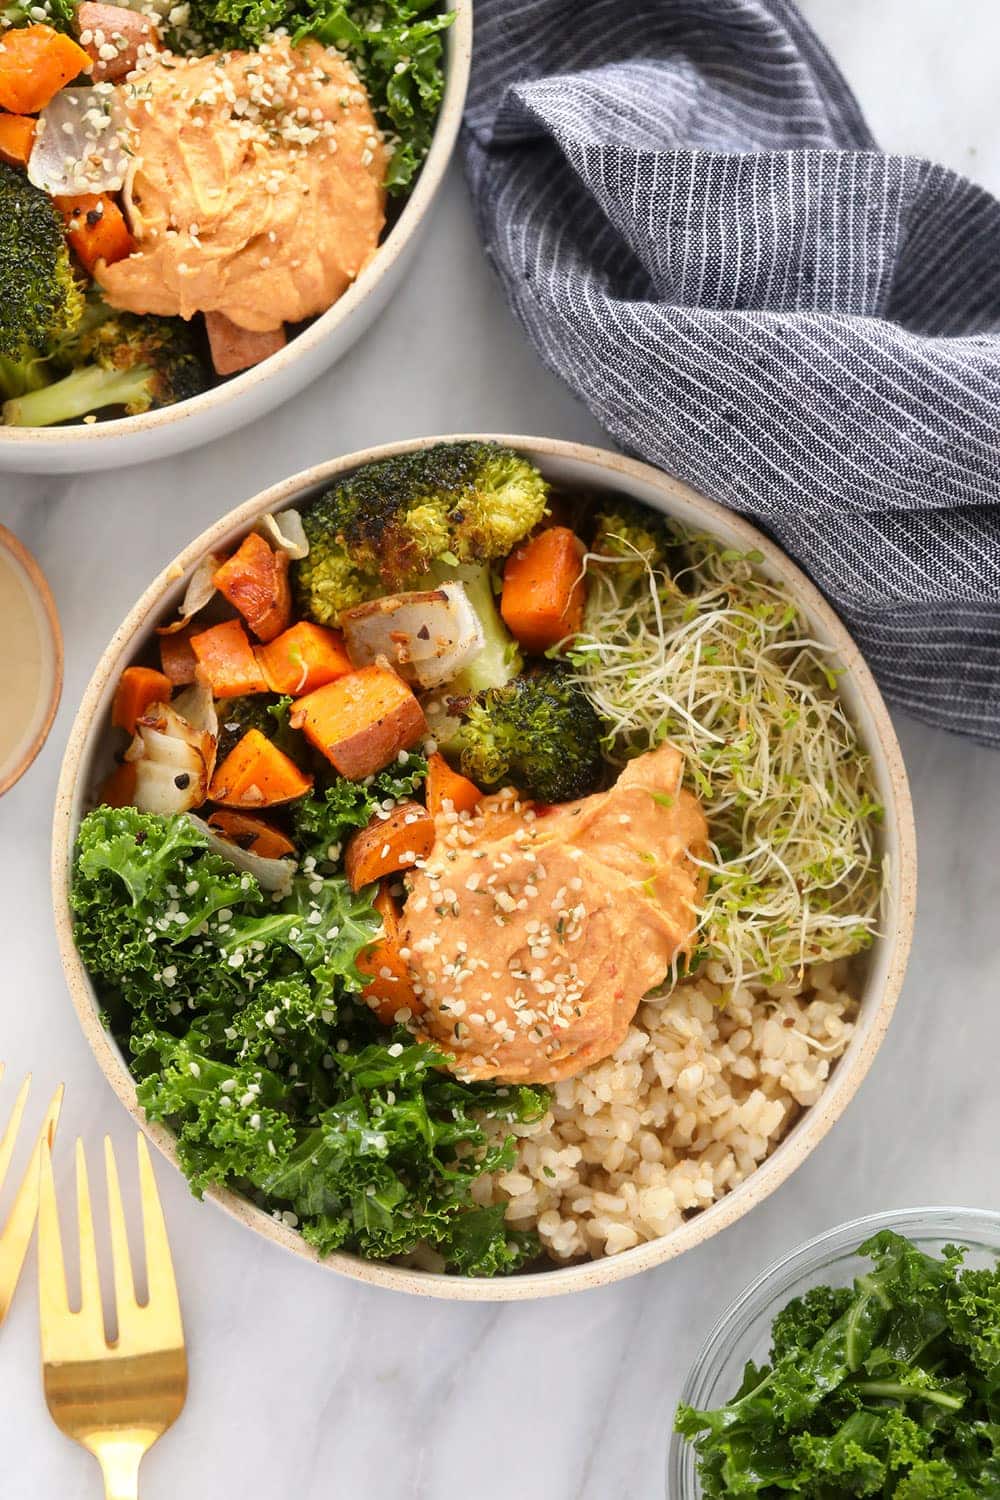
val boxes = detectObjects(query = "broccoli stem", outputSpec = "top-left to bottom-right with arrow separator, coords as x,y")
3,362 -> 154,427
0,353 -> 50,402
430,560 -> 522,695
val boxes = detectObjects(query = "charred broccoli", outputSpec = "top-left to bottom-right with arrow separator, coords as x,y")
442,664 -> 605,804
3,311 -> 210,426
0,164 -> 83,381
294,442 -> 549,623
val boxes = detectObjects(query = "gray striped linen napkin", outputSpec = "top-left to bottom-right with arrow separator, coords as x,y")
462,0 -> 1000,745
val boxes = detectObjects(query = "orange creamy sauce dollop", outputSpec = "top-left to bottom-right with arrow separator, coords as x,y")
98,38 -> 387,332
401,744 -> 709,1084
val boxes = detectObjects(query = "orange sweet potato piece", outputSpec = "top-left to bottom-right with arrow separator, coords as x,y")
212,533 -> 291,644
0,25 -> 91,113
0,114 -> 36,167
208,728 -> 312,808
289,663 -> 426,780
206,809 -> 295,860
111,665 -> 172,735
56,192 -> 134,276
257,621 -> 352,697
357,884 -> 423,1025
98,760 -> 137,808
425,751 -> 482,818
344,800 -> 435,892
501,526 -> 587,654
159,628 -> 198,686
190,619 -> 269,698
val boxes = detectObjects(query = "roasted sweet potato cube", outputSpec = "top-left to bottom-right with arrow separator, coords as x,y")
357,884 -> 423,1025
212,533 -> 291,644
344,800 -> 435,891
208,728 -> 312,808
190,619 -> 269,697
289,663 -> 426,780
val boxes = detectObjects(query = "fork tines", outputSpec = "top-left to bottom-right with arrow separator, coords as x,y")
0,1065 -> 63,1326
37,1132 -> 187,1494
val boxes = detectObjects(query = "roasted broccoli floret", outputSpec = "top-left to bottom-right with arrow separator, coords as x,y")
441,664 -> 605,804
294,442 -> 549,624
0,163 -> 83,378
590,499 -> 677,576
3,310 -> 210,426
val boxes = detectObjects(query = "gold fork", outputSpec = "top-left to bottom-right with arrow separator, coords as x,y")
0,1065 -> 63,1326
38,1134 -> 188,1499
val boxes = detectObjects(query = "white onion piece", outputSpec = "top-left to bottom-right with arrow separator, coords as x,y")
172,680 -> 218,778
186,814 -> 296,896
124,699 -> 216,814
157,551 -> 224,635
29,89 -> 129,197
261,509 -> 309,560
342,583 -> 485,689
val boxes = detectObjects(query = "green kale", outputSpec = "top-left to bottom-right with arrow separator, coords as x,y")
0,0 -> 75,27
769,1283 -> 854,1359
675,1231 -> 1000,1497
172,0 -> 454,193
293,752 -> 427,864
72,804 -> 545,1275
216,694 -> 304,766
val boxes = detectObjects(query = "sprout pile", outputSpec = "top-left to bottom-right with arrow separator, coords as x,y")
570,516 -> 883,993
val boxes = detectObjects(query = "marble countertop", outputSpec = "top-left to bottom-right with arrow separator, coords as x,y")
3,4 -> 999,1496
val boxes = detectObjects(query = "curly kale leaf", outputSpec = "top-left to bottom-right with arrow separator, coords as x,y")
770,1284 -> 854,1361
293,753 -> 427,866
676,1230 -> 1000,1497
947,1263 -> 1000,1382
72,806 -> 545,1276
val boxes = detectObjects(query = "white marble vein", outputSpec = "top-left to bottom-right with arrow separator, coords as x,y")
2,6 -> 1000,1496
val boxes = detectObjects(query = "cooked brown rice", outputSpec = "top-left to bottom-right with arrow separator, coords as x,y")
474,961 -> 857,1263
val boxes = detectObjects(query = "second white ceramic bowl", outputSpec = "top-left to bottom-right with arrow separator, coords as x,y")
0,3 -> 471,474
52,436 -> 917,1298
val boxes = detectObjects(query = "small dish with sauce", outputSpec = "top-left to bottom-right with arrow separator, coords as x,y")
0,523 -> 62,795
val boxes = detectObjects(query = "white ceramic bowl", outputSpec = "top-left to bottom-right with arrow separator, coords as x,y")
0,5 -> 471,475
668,1208 -> 1000,1497
52,436 -> 917,1299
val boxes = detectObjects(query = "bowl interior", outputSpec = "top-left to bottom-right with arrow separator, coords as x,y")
52,437 -> 916,1299
667,1207 -> 1000,1497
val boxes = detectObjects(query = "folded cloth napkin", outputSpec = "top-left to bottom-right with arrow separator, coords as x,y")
463,0 -> 1000,745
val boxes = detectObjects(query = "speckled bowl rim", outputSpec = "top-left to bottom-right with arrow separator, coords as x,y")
0,2 -> 471,455
0,523 -> 63,796
51,436 -> 917,1301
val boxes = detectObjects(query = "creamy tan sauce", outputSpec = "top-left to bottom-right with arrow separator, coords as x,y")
98,40 -> 387,332
403,744 -> 709,1084
0,544 -> 55,788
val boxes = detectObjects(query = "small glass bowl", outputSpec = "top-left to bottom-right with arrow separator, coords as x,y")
667,1207 -> 1000,1499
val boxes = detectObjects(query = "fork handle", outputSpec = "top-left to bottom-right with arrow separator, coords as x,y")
97,1444 -> 142,1500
